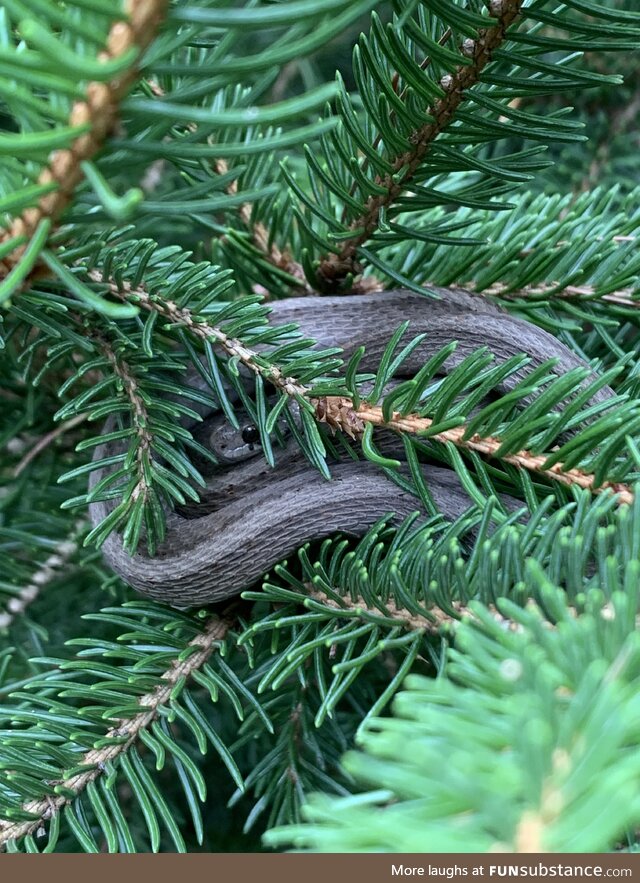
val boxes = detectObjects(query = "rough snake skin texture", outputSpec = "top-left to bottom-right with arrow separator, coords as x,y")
89,287 -> 614,607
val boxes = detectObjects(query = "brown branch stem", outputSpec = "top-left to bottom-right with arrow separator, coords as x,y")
13,413 -> 88,478
0,613 -> 232,849
214,159 -> 314,296
318,0 -> 524,287
0,521 -> 85,631
315,396 -> 634,506
90,271 -> 633,506
482,280 -> 640,309
98,338 -> 154,504
340,28 -> 452,226
0,0 -> 168,281
307,587 -> 462,634
89,270 -> 309,399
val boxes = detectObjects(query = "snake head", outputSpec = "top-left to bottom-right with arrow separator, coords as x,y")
196,415 -> 264,465
191,404 -> 298,469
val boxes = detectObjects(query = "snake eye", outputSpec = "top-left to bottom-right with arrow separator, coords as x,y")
241,425 -> 260,445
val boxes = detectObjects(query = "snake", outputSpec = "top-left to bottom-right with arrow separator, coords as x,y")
89,287 -> 614,607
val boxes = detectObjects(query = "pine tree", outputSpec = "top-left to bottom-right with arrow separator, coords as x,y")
0,0 -> 639,854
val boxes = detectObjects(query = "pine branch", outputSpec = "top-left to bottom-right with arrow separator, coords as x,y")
214,158 -> 315,297
12,414 -> 89,478
260,483 -> 640,655
305,588 -> 626,640
87,268 -> 309,399
317,0 -> 524,286
97,334 -> 153,506
340,27 -> 453,225
0,611 -> 232,850
0,521 -> 84,631
382,188 -> 640,314
87,261 -> 634,513
485,280 -> 640,309
265,569 -> 640,853
141,73 -> 315,299
316,397 -> 634,504
0,0 -> 168,285
307,587 -> 459,635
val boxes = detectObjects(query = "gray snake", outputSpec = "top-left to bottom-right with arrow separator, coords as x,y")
89,287 -> 613,607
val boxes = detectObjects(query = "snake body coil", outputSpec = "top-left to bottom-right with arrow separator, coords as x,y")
90,288 -> 613,607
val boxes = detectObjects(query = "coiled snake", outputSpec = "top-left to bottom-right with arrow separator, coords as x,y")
89,288 -> 613,607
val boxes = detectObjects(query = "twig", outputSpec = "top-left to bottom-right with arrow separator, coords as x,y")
483,280 -> 639,309
0,0 -> 168,282
13,413 -> 88,478
88,270 -> 309,399
318,0 -> 524,287
98,339 -> 153,504
0,612 -> 233,849
213,161 -> 315,297
306,589 -> 625,638
91,271 -> 634,506
315,396 -> 634,506
0,521 -> 85,630
306,587 -> 464,634
340,28 -> 452,225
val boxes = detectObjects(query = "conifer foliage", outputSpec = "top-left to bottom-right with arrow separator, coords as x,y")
0,0 -> 639,854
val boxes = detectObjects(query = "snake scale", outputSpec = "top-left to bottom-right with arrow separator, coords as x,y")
89,287 -> 614,607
